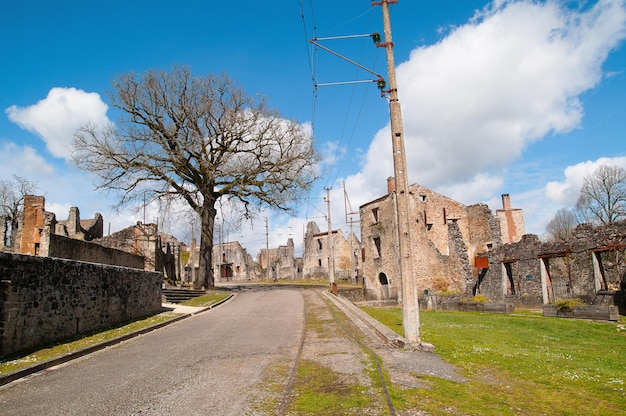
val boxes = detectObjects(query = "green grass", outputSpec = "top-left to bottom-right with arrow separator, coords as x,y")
179,290 -> 231,307
288,359 -> 374,414
362,307 -> 626,415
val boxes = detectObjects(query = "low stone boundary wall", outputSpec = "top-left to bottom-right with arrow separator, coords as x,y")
458,302 -> 515,314
542,304 -> 619,321
0,252 -> 162,358
47,233 -> 145,269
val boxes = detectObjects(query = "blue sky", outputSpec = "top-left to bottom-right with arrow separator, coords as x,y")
1,0 -> 625,257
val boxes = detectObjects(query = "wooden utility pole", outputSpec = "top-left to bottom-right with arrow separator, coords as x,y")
325,188 -> 335,285
373,0 -> 421,344
265,217 -> 270,282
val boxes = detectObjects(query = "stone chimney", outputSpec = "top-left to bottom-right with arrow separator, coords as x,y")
67,207 -> 81,236
387,176 -> 396,194
501,194 -> 511,210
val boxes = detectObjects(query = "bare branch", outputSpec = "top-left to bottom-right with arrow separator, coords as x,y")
71,67 -> 319,288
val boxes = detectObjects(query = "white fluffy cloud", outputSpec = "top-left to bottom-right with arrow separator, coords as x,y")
6,87 -> 110,160
0,142 -> 55,178
545,156 -> 626,205
352,0 -> 626,204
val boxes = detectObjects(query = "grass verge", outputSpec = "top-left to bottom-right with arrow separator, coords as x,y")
362,307 -> 626,415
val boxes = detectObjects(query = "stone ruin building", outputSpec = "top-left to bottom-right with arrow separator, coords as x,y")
359,178 -> 523,302
258,238 -> 298,280
301,221 -> 362,282
476,221 -> 626,311
14,195 -> 105,257
9,194 -> 184,275
214,241 -> 258,282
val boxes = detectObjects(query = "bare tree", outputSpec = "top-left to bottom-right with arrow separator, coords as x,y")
544,208 -> 578,242
0,175 -> 38,249
73,67 -> 318,288
575,164 -> 626,225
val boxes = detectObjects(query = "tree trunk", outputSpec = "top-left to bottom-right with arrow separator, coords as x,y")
195,198 -> 217,289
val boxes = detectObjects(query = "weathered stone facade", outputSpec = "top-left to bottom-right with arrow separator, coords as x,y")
477,221 -> 626,311
359,178 -> 518,301
0,252 -> 162,357
301,221 -> 362,281
214,241 -> 258,282
258,238 -> 299,280
17,195 -> 145,269
95,222 -> 161,271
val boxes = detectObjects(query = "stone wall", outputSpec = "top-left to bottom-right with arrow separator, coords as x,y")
95,222 -> 160,271
46,233 -> 145,270
301,222 -> 362,282
359,182 -> 506,301
477,221 -> 626,311
214,241 -> 257,282
0,252 -> 162,358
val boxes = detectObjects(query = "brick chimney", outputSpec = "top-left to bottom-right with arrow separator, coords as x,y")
387,176 -> 396,194
501,194 -> 511,210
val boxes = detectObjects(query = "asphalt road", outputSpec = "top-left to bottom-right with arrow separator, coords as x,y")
0,288 -> 305,416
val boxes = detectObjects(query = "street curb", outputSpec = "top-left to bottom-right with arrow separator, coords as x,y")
322,290 -> 435,352
0,293 -> 234,387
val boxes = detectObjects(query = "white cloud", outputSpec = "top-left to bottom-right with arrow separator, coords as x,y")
350,0 -> 626,198
6,87 -> 110,160
0,142 -> 55,178
545,156 -> 626,205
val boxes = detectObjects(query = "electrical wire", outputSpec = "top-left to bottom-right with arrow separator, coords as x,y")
301,1 -> 381,226
327,7 -> 381,188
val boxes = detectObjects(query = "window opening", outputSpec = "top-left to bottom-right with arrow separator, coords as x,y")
373,237 -> 381,257
378,272 -> 389,285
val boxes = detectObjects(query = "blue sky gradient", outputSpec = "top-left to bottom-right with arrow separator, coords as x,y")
1,0 -> 625,256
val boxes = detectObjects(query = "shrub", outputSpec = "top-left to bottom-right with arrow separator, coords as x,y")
472,294 -> 489,303
553,298 -> 584,311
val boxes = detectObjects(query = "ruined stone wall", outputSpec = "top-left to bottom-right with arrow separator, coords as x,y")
55,207 -> 103,241
19,195 -> 45,255
0,216 -> 7,251
0,252 -> 162,357
360,184 -> 504,301
411,184 -> 467,256
360,194 -> 401,300
96,223 -> 159,271
275,239 -> 296,280
302,222 -> 360,281
47,233 -> 145,269
214,241 -> 256,282
478,234 -> 546,307
478,222 -> 626,309
301,221 -> 328,280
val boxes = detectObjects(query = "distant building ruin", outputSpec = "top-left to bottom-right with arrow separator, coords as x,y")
258,238 -> 299,280
214,241 -> 258,282
301,221 -> 362,282
14,195 -> 144,269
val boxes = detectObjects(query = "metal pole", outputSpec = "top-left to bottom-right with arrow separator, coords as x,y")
374,0 -> 421,344
325,188 -> 335,285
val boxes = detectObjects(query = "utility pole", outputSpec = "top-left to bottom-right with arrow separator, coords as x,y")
373,0 -> 421,345
325,188 -> 335,285
265,217 -> 270,283
344,181 -> 359,284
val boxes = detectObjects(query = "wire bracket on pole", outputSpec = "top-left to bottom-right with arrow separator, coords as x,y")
309,36 -> 388,98
371,0 -> 398,6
